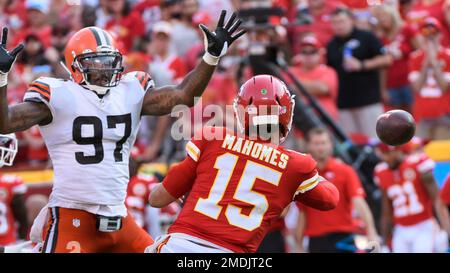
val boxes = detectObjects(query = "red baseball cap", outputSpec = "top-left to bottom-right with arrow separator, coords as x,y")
192,11 -> 211,26
420,17 -> 443,33
300,36 -> 322,49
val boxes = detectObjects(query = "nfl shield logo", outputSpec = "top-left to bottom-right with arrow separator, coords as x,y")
73,218 -> 81,228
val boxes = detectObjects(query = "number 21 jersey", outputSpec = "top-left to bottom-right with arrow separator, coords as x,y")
375,153 -> 435,226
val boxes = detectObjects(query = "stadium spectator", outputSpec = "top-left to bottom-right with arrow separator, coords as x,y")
295,128 -> 379,253
371,4 -> 416,113
170,0 -> 201,56
327,7 -> 392,138
399,0 -> 415,19
133,0 -> 162,34
160,0 -> 182,21
147,21 -> 187,86
290,35 -> 339,121
190,53 -> 238,131
95,0 -> 111,29
13,0 -> 52,49
408,17 -> 450,140
13,33 -> 59,101
0,0 -> 27,36
405,0 -> 450,47
290,0 -> 343,54
104,0 -> 146,53
184,11 -> 212,71
139,22 -> 186,162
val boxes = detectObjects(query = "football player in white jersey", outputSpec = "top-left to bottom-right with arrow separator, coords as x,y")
0,10 -> 245,253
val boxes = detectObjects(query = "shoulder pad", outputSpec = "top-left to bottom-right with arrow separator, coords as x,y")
125,71 -> 154,92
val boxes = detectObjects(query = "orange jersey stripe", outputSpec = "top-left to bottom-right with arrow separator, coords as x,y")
156,236 -> 171,253
32,82 -> 51,94
28,87 -> 50,100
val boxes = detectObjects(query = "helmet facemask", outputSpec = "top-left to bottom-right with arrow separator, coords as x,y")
73,51 -> 124,95
0,134 -> 18,168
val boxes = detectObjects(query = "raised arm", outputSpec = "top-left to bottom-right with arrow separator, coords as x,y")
0,27 -> 51,134
141,10 -> 246,116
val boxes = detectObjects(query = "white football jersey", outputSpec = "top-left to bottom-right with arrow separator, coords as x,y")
23,72 -> 154,216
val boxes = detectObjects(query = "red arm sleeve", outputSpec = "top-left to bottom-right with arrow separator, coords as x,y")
162,156 -> 197,199
295,179 -> 340,211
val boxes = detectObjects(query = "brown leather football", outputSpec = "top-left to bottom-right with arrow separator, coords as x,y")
376,110 -> 416,146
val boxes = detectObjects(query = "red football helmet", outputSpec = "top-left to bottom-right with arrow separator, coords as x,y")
233,75 -> 295,143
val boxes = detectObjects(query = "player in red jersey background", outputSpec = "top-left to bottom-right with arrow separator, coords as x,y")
0,133 -> 29,250
375,142 -> 450,252
147,75 -> 339,253
126,158 -> 180,238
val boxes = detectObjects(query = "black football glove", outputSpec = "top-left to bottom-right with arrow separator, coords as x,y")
0,27 -> 24,75
200,10 -> 246,65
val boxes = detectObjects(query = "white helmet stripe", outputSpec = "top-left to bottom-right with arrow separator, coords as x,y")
252,115 -> 279,125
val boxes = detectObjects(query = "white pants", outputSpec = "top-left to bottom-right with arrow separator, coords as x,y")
392,219 -> 440,253
338,103 -> 384,138
145,233 -> 234,253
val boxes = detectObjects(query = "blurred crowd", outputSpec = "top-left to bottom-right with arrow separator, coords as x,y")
1,0 -> 450,253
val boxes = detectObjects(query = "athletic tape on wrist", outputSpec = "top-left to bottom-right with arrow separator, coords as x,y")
0,73 -> 7,87
202,52 -> 220,66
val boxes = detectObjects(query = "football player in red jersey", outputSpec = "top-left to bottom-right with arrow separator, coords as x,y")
147,75 -> 340,253
126,159 -> 180,238
0,133 -> 30,253
375,142 -> 450,252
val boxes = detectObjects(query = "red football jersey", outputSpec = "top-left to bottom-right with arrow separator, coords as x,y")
165,127 -> 320,253
126,174 -> 157,229
375,153 -> 435,226
0,174 -> 27,245
126,174 -> 179,232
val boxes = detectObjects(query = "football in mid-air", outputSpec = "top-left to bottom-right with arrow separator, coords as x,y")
376,110 -> 416,146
